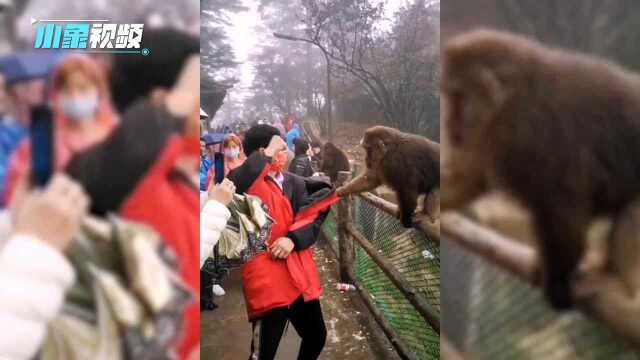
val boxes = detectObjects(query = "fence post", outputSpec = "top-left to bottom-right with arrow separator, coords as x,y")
336,171 -> 354,283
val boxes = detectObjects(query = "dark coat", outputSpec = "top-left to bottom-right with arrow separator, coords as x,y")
288,154 -> 314,178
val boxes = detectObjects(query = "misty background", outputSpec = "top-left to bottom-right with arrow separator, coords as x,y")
203,0 -> 440,140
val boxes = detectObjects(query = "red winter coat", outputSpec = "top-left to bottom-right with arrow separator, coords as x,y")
229,153 -> 339,320
120,136 -> 199,358
64,101 -> 199,359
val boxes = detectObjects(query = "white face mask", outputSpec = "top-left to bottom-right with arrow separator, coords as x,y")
59,91 -> 99,122
226,148 -> 240,159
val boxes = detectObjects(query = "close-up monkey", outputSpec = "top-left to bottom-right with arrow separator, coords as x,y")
441,29 -> 640,310
336,126 -> 440,228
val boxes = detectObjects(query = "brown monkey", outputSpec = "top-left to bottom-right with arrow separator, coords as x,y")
572,198 -> 640,346
336,126 -> 440,228
320,142 -> 351,183
441,29 -> 640,310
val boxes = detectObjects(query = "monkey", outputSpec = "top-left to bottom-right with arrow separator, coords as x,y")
440,29 -> 640,310
571,197 -> 640,346
319,142 -> 351,183
336,126 -> 440,228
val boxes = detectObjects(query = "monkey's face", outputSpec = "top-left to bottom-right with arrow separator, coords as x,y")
362,127 -> 392,169
442,30 -> 533,150
441,30 -> 531,210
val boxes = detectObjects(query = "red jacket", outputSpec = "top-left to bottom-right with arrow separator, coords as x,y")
229,153 -> 339,320
64,101 -> 199,359
120,136 -> 199,358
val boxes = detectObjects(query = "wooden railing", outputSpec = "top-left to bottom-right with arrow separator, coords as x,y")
440,211 -> 640,357
333,171 -> 440,360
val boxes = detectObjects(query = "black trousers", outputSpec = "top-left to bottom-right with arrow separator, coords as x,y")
249,296 -> 327,360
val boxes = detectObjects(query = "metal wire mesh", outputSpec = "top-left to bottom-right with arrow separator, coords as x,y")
442,240 -> 640,360
321,195 -> 440,359
323,207 -> 339,252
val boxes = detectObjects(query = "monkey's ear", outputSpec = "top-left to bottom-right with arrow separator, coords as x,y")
373,138 -> 386,154
477,66 -> 508,111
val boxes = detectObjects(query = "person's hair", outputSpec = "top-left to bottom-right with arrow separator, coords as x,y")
223,134 -> 242,149
243,124 -> 280,156
109,28 -> 199,112
52,55 -> 109,97
51,55 -> 115,126
293,138 -> 309,156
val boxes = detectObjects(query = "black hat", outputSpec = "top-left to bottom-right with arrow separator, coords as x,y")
243,124 -> 281,156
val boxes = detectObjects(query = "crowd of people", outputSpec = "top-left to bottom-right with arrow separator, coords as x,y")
0,27 -> 201,360
199,116 -> 340,359
0,21 -> 341,360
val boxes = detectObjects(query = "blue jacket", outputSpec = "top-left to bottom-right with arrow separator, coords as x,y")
199,157 -> 213,191
0,118 -> 26,207
286,125 -> 300,150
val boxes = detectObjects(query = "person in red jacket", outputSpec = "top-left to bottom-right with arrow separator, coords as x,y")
65,28 -> 200,360
228,124 -> 340,360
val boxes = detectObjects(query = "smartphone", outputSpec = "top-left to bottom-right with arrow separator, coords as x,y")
30,105 -> 54,188
214,152 -> 225,185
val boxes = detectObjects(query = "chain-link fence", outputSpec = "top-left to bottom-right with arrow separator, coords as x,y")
442,239 -> 640,359
322,195 -> 440,360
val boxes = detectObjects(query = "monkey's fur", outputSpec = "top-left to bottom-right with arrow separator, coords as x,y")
336,126 -> 440,228
441,29 -> 640,310
320,142 -> 351,183
573,199 -> 640,347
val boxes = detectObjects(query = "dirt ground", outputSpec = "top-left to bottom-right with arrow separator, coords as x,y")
200,241 -> 400,360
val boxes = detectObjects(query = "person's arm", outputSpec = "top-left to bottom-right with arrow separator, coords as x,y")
288,192 -> 332,251
200,201 -> 230,268
200,179 -> 235,268
66,100 -> 180,215
0,234 -> 75,360
0,174 -> 87,360
228,135 -> 288,194
287,176 -> 332,251
228,152 -> 270,194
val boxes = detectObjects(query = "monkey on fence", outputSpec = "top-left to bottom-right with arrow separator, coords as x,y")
319,142 -> 350,183
572,199 -> 640,347
441,29 -> 640,311
336,126 -> 440,228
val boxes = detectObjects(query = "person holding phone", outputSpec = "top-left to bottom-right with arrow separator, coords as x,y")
200,178 -> 235,268
4,55 -> 117,205
0,174 -> 89,360
203,133 -> 247,191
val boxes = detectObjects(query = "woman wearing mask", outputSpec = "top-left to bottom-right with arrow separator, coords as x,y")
4,55 -> 117,204
204,133 -> 246,191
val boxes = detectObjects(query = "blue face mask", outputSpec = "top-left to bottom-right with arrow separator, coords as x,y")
60,92 -> 99,122
226,148 -> 240,159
